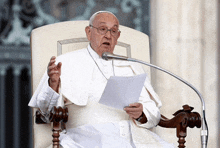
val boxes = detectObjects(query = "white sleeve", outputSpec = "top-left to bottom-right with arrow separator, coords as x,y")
28,71 -> 60,115
129,62 -> 162,128
134,87 -> 161,129
36,84 -> 60,115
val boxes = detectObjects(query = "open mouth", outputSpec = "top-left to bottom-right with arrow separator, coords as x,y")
103,42 -> 110,46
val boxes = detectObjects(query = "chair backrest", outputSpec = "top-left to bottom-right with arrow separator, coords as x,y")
31,20 -> 150,148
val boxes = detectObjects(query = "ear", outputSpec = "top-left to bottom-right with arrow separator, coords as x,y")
118,31 -> 121,39
85,26 -> 91,41
116,31 -> 121,44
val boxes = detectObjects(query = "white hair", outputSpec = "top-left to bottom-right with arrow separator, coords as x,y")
89,11 -> 118,25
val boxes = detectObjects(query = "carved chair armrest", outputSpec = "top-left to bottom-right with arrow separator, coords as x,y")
35,107 -> 68,148
35,105 -> 201,148
158,104 -> 201,148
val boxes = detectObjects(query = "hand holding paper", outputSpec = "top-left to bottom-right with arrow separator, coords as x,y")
99,73 -> 147,110
124,103 -> 143,119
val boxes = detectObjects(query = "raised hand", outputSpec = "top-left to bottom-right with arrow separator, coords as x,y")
47,56 -> 62,92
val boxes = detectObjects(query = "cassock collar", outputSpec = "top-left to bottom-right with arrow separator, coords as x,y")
87,44 -> 131,67
87,44 -> 100,60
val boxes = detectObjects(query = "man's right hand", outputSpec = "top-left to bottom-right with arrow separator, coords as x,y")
47,56 -> 62,92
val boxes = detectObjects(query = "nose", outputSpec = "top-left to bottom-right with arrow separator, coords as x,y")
105,30 -> 111,38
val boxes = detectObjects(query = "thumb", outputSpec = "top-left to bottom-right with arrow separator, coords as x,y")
57,62 -> 62,69
129,103 -> 140,107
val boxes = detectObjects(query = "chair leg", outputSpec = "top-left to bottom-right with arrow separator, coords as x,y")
52,122 -> 60,148
178,137 -> 186,148
177,123 -> 187,148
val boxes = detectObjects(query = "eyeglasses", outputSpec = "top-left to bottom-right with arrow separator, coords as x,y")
90,25 -> 120,37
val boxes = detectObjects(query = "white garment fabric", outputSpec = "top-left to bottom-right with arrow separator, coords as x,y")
29,45 -> 176,148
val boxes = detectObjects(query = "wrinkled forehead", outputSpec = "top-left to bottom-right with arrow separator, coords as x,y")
93,13 -> 119,27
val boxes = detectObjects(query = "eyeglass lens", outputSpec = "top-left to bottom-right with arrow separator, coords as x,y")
97,26 -> 119,36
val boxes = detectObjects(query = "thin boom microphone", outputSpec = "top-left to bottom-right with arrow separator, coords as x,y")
102,52 -> 128,60
102,52 -> 208,148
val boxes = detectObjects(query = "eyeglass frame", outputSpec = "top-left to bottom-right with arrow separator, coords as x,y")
89,25 -> 121,37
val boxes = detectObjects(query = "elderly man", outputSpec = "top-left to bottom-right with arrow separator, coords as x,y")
29,11 -> 175,148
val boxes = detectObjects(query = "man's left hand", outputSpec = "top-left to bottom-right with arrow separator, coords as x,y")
124,103 -> 143,119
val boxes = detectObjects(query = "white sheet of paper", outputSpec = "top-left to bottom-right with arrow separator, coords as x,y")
99,73 -> 147,110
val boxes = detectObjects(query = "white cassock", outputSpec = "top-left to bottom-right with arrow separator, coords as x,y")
29,45 -> 176,148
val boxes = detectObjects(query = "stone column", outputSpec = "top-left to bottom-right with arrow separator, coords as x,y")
0,67 -> 6,148
13,66 -> 21,148
28,66 -> 33,148
150,0 -> 218,147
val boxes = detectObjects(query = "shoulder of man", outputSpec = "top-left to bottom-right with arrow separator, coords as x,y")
129,61 -> 145,74
55,48 -> 89,64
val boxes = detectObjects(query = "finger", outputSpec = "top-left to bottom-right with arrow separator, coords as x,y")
47,64 -> 58,75
124,107 -> 141,112
48,62 -> 62,72
126,111 -> 138,116
48,60 -> 56,68
57,62 -> 62,69
48,56 -> 56,66
129,103 -> 141,107
126,112 -> 141,119
49,59 -> 56,65
48,71 -> 59,76
50,56 -> 56,60
48,65 -> 57,71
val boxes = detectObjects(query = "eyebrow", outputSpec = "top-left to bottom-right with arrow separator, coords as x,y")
99,22 -> 119,27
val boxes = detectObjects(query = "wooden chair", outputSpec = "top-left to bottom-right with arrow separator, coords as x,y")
30,21 -> 201,148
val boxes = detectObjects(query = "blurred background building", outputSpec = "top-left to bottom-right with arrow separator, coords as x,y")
0,0 -> 150,148
0,0 -> 218,148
